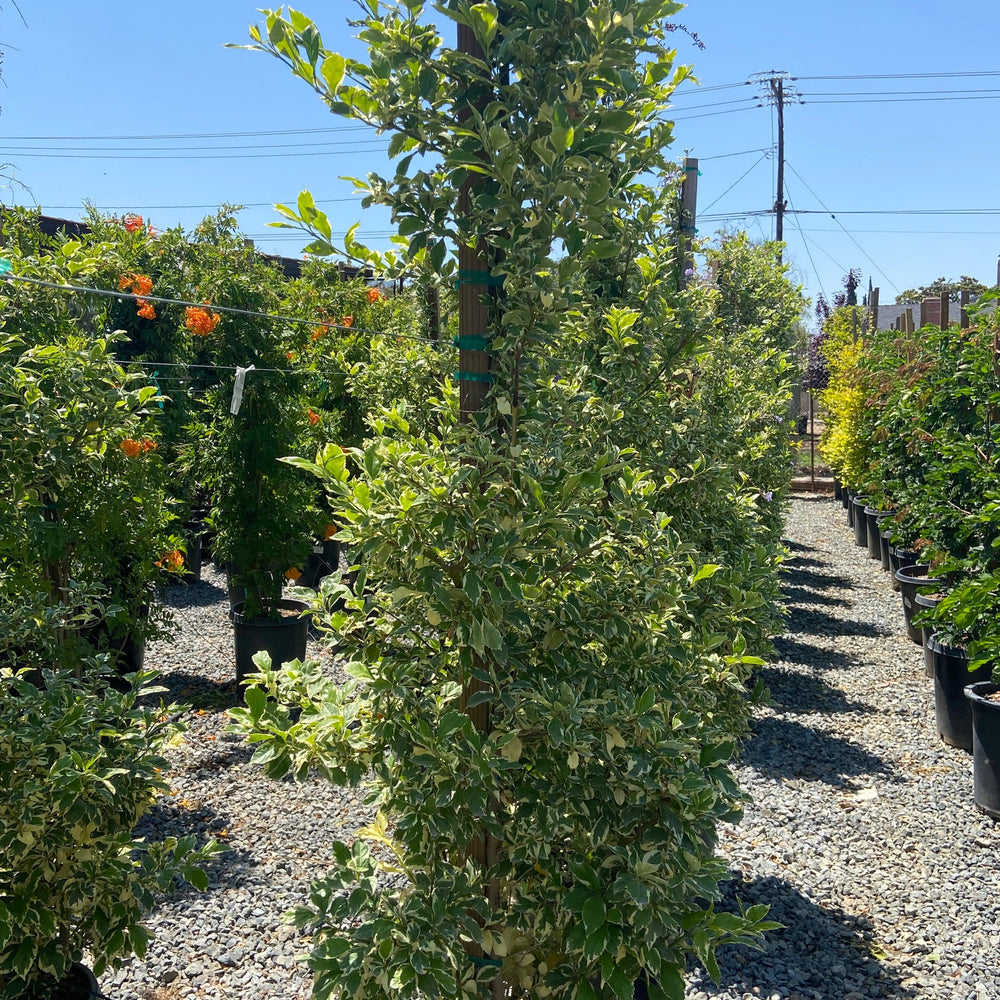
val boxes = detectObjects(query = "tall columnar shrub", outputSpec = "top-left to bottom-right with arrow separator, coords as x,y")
817,306 -> 869,490
228,4 -> 792,998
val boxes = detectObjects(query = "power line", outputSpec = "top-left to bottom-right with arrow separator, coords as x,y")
0,126 -> 371,140
800,86 -> 1000,97
802,93 -> 1000,106
38,197 -> 365,211
794,70 -> 1000,81
698,147 -> 773,161
670,80 -> 753,97
701,155 -> 769,213
0,147 -> 385,161
784,188 -> 826,301
670,104 -> 761,122
0,272 -> 447,348
666,96 -> 758,113
0,139 -> 388,154
784,162 -> 899,293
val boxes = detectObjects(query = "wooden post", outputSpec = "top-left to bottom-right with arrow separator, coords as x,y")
960,289 -> 971,329
939,292 -> 949,330
426,284 -> 440,344
919,299 -> 928,328
457,24 -> 492,423
679,157 -> 698,285
870,287 -> 880,333
905,308 -> 914,334
455,24 -> 503,993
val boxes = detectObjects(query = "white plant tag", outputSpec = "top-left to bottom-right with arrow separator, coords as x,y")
230,364 -> 255,415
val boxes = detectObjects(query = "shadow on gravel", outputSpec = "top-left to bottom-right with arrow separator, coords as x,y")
162,578 -> 229,609
781,583 -> 853,609
757,666 -> 872,716
788,606 -> 886,639
156,671 -> 243,713
688,873 -> 916,1000
135,800 -> 256,901
742,716 -> 900,786
781,565 -> 854,592
771,636 -> 856,671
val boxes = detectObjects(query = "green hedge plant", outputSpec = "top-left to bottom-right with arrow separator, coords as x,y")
0,668 -> 222,998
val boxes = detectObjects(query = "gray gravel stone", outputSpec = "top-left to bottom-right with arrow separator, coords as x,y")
102,501 -> 1000,999
685,494 -> 1000,1000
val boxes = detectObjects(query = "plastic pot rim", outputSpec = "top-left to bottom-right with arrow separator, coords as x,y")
893,564 -> 947,588
965,680 -> 1000,703
229,597 -> 311,627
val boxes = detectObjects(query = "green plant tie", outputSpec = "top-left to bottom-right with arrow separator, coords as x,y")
469,955 -> 503,968
454,269 -> 505,287
453,335 -> 490,351
0,258 -> 11,276
150,371 -> 164,408
454,371 -> 493,383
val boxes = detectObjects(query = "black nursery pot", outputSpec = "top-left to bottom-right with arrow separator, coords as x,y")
298,539 -> 340,590
931,636 -> 993,751
879,528 -> 893,572
915,591 -> 943,677
888,546 -> 920,591
851,497 -> 869,547
230,598 -> 310,683
26,963 -> 101,999
834,479 -> 843,501
894,564 -> 948,645
864,507 -> 884,560
965,682 -> 1000,819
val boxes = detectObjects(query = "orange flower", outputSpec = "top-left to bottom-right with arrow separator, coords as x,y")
285,567 -> 302,582
287,351 -> 297,361
142,438 -> 157,452
120,438 -> 141,458
123,214 -> 144,233
308,409 -> 320,425
184,306 -> 220,336
341,315 -> 354,328
323,524 -> 337,541
156,549 -> 184,572
137,300 -> 156,320
366,286 -> 384,303
118,272 -> 153,296
311,325 -> 328,342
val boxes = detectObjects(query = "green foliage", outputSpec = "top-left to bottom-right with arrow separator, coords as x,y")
0,234 -> 179,669
895,275 -> 987,304
817,307 -> 868,491
827,290 -> 1000,677
226,3 -> 798,998
0,669 -> 223,997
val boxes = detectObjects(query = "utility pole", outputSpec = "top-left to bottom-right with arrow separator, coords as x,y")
751,71 -> 800,261
771,76 -> 785,250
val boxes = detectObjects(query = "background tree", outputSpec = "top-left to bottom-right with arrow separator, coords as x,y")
895,275 -> 987,304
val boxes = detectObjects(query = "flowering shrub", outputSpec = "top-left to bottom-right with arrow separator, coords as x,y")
184,305 -> 221,336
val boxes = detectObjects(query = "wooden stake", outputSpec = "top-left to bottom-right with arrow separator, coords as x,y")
939,292 -> 949,330
960,289 -> 971,329
457,24 -> 492,423
679,157 -> 698,285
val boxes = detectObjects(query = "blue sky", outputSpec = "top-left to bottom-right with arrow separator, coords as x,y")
2,1 -> 999,325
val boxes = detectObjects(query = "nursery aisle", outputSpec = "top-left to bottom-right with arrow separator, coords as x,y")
686,494 -> 1000,1000
105,494 -> 1000,1000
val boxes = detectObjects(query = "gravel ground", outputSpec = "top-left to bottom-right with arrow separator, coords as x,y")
103,495 -> 1000,1000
